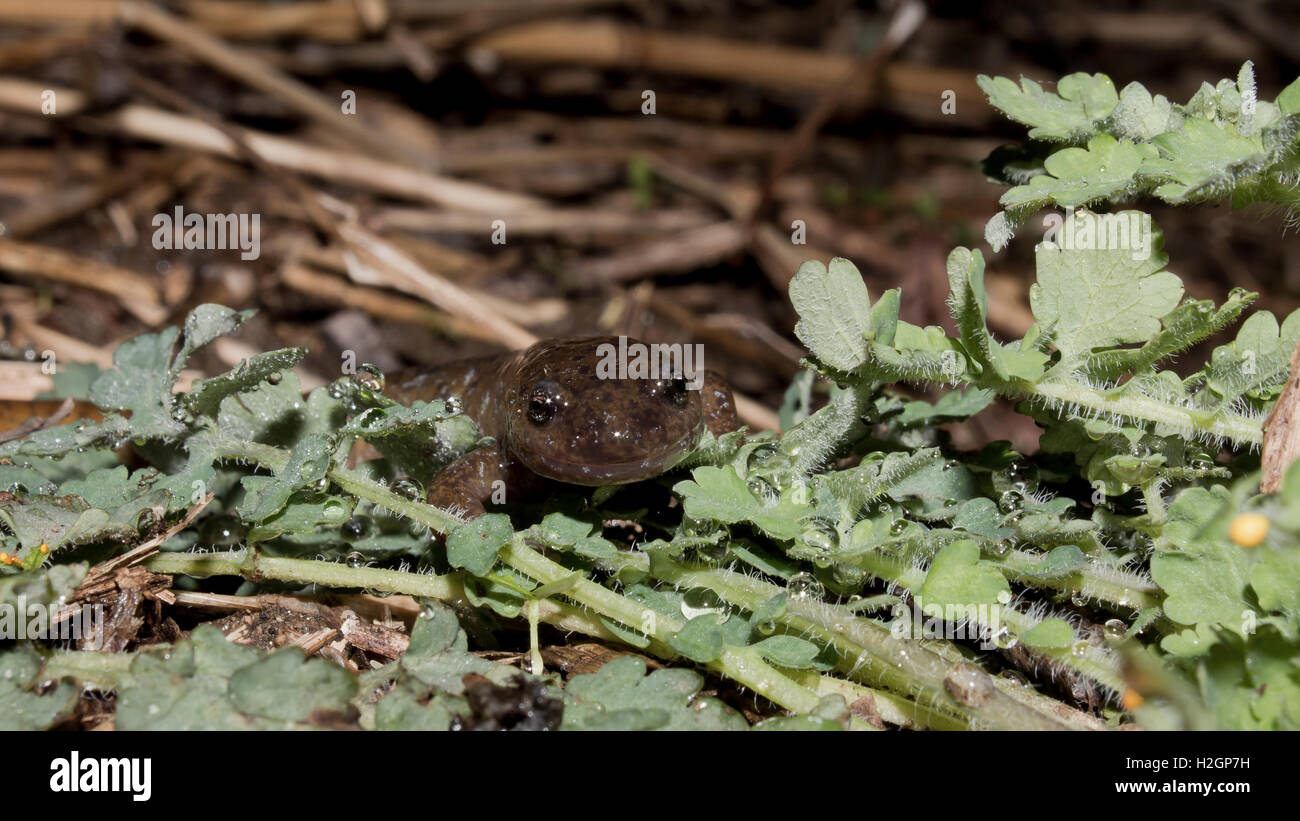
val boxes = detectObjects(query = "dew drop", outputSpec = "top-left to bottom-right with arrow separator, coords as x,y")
1103,618 -> 1127,643
832,563 -> 867,588
998,669 -> 1030,687
998,489 -> 1024,513
355,363 -> 386,392
696,541 -> 728,564
390,477 -> 425,501
199,514 -> 246,548
798,520 -> 839,553
341,515 -> 374,541
747,477 -> 780,508
1005,459 -> 1038,490
681,588 -> 727,620
787,572 -> 824,600
346,551 -> 366,568
746,444 -> 779,472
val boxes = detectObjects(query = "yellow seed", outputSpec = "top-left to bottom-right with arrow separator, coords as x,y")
1122,689 -> 1144,711
0,553 -> 7,563
1229,512 -> 1270,548
39,543 -> 48,554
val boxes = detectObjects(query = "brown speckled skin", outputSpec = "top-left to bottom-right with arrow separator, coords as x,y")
388,337 -> 738,515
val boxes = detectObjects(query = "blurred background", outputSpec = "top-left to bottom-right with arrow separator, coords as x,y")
0,0 -> 1297,451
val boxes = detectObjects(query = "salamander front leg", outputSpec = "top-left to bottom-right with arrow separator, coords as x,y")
426,443 -> 511,520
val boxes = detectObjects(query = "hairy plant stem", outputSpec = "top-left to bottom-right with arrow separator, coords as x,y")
990,546 -> 1158,611
845,551 -> 1125,693
1029,380 -> 1262,446
1141,482 -> 1169,526
613,551 -> 1094,730
144,550 -> 616,641
43,649 -> 135,691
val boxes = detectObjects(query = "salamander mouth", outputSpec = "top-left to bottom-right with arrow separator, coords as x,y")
512,431 -> 699,486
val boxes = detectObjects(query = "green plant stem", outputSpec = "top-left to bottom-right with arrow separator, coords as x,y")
628,552 -> 1086,730
992,547 -> 1158,611
1029,380 -> 1261,446
847,551 -> 1125,693
790,670 -> 969,730
43,649 -> 136,691
1141,482 -> 1168,525
145,550 -> 617,642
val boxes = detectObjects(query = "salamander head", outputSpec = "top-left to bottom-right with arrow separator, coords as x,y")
502,337 -> 707,485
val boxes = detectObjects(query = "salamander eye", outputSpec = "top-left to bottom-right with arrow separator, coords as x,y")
663,376 -> 690,407
526,380 -> 562,425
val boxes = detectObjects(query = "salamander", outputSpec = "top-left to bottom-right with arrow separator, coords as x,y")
387,337 -> 739,516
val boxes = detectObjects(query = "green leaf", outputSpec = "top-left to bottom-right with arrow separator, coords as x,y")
562,656 -> 746,730
668,615 -> 725,663
184,347 -> 306,419
227,648 -> 358,723
1022,618 -> 1076,650
238,433 -> 334,522
752,635 -> 821,669
790,257 -> 873,372
90,304 -> 252,440
1112,81 -> 1182,141
0,494 -> 133,554
918,540 -> 1010,613
0,646 -> 78,730
1142,118 -> 1266,202
246,490 -> 353,543
115,625 -> 354,730
674,466 -> 807,541
346,400 -> 480,484
1031,210 -> 1182,367
946,247 -> 1048,382
1027,545 -> 1087,578
1000,135 -> 1151,215
978,72 -> 1118,141
88,326 -> 183,437
1251,543 -> 1300,614
446,514 -> 513,576
1152,487 -> 1253,656
1199,627 -> 1300,730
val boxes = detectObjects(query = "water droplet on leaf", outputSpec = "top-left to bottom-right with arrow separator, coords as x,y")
341,515 -> 373,541
998,489 -> 1024,513
355,363 -> 385,392
747,477 -> 780,508
390,477 -> 424,501
787,572 -> 824,600
200,514 -> 246,548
